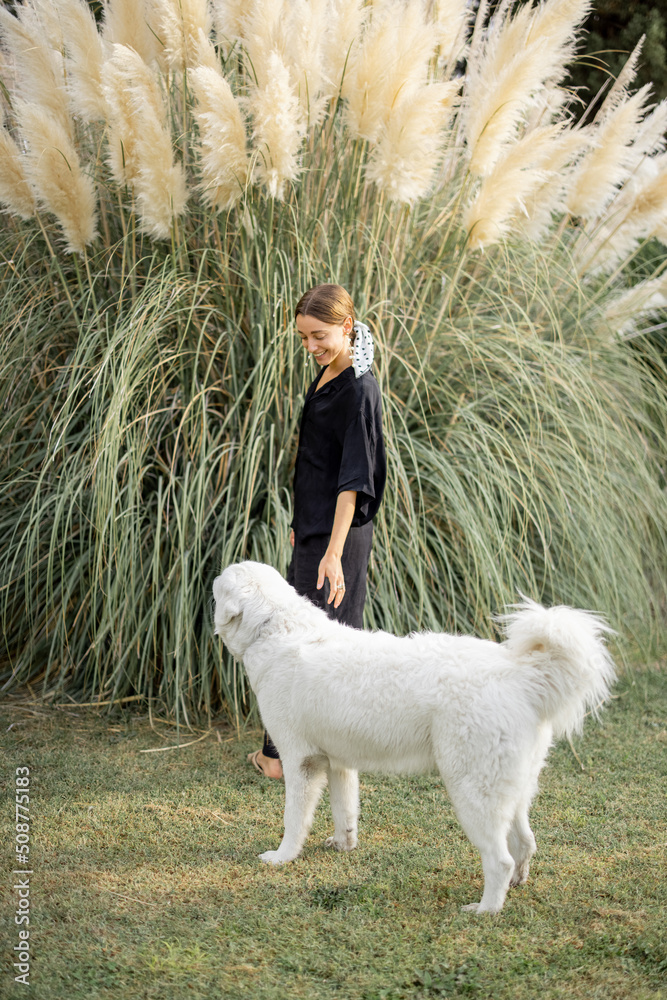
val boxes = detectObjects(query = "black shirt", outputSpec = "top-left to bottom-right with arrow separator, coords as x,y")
291,366 -> 386,541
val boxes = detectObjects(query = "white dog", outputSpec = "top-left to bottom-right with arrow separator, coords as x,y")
213,561 -> 615,913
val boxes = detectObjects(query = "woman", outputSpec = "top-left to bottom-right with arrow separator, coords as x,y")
248,283 -> 386,778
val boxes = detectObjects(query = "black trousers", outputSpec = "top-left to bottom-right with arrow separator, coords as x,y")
262,521 -> 373,760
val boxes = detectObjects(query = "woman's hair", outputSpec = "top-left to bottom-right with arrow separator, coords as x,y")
294,284 -> 355,327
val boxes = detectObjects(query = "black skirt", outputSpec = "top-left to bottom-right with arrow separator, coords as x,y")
262,521 -> 373,759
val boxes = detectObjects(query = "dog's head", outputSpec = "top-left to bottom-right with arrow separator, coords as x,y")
213,561 -> 293,658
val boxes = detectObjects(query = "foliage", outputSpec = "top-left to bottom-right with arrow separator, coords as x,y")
569,1 -> 667,105
1,0 -> 667,719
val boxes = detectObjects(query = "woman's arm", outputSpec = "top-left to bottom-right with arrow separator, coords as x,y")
317,490 -> 357,608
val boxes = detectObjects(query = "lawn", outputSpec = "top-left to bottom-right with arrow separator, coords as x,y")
1,663 -> 665,1000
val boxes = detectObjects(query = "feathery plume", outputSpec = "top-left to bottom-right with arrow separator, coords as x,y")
322,0 -> 366,94
594,35 -> 644,122
366,81 -> 460,202
527,0 -> 591,58
57,0 -> 108,122
342,0 -> 436,143
190,64 -> 249,210
463,0 -> 590,176
577,155 -> 667,273
243,0 -> 334,122
0,6 -> 71,137
629,98 -> 667,159
0,122 -> 37,219
102,44 -> 187,237
191,28 -> 222,72
210,0 -> 248,52
17,101 -> 96,253
284,0 -> 330,122
152,0 -> 212,72
102,44 -> 167,186
20,0 -> 65,52
519,126 -> 592,241
102,0 -> 161,66
249,49 -> 304,199
430,0 -> 471,69
134,145 -> 188,239
566,85 -> 652,220
243,0 -> 287,91
463,126 -> 562,250
604,270 -> 667,338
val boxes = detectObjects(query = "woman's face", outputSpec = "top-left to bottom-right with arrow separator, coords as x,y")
296,312 -> 353,370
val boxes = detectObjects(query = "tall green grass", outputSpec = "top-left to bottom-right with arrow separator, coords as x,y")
2,211 -> 666,723
1,0 -> 666,724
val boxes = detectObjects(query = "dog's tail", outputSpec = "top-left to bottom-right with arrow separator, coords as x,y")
498,598 -> 616,738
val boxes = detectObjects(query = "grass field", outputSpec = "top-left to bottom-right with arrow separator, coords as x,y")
1,661 -> 665,1000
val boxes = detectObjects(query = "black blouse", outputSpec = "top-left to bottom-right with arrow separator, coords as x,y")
291,366 -> 386,541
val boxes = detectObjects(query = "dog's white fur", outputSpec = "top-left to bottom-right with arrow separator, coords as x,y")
213,561 -> 615,913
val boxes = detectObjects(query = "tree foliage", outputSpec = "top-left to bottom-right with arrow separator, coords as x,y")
570,1 -> 667,103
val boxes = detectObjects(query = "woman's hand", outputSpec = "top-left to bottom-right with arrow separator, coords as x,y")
290,529 -> 295,547
317,551 -> 346,608
315,490 -> 357,609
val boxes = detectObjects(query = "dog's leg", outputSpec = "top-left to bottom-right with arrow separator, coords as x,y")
259,755 -> 328,865
325,766 -> 359,852
459,817 -> 514,914
508,805 -> 536,887
507,730 -> 549,887
464,836 -> 514,914
443,786 -> 514,913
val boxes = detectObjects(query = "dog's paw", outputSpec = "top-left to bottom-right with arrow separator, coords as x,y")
258,850 -> 290,865
324,834 -> 357,852
460,902 -> 480,913
509,864 -> 530,887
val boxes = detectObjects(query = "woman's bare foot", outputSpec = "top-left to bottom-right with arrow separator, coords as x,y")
247,749 -> 283,779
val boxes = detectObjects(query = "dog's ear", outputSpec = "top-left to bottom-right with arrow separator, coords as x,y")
213,572 -> 244,633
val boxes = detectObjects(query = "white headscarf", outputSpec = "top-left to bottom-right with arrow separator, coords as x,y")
352,321 -> 374,378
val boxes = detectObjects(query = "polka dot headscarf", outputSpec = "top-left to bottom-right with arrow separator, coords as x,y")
352,321 -> 374,378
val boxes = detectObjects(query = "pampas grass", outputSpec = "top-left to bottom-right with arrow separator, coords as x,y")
249,50 -> 304,199
102,0 -> 162,66
342,0 -> 435,143
283,0 -> 330,122
566,85 -> 653,220
59,0 -> 108,122
1,0 -> 663,253
578,156 -> 667,273
1,0 -> 667,721
463,125 -> 561,248
102,44 -> 187,235
604,270 -> 667,337
190,64 -> 249,209
241,0 -> 288,91
210,0 -> 248,52
0,6 -> 71,137
102,44 -> 166,186
322,0 -> 365,96
366,81 -> 460,203
0,122 -> 36,219
518,127 -> 592,241
431,0 -> 471,69
154,0 -> 212,71
17,101 -> 96,252
463,0 -> 590,176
